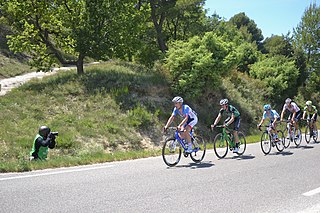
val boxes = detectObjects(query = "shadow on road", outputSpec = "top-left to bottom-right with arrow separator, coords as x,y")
296,145 -> 314,149
269,151 -> 293,156
171,161 -> 215,169
220,154 -> 255,160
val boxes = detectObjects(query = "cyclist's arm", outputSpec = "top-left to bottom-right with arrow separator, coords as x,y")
302,111 -> 306,120
164,115 -> 175,129
212,113 -> 222,126
178,115 -> 189,129
258,118 -> 264,127
226,114 -> 235,126
280,108 -> 286,121
291,111 -> 297,123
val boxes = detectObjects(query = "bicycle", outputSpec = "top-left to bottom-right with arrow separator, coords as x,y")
303,118 -> 318,143
259,124 -> 285,154
282,120 -> 301,147
212,125 -> 246,159
162,127 -> 206,167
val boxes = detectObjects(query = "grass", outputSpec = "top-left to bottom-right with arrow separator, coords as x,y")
0,61 -> 170,172
0,54 -> 35,78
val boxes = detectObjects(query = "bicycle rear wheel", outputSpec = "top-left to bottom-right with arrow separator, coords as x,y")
236,131 -> 246,156
260,131 -> 271,155
305,125 -> 311,144
213,133 -> 228,159
294,128 -> 302,147
275,130 -> 285,152
162,138 -> 181,167
190,136 -> 206,163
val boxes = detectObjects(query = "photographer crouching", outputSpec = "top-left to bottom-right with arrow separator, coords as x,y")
30,126 -> 58,161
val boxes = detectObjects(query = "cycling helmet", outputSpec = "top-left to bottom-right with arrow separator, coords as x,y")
172,96 -> 183,103
285,98 -> 292,105
263,104 -> 271,111
39,126 -> 50,137
306,100 -> 312,106
220,99 -> 228,105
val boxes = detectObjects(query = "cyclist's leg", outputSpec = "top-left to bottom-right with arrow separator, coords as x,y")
293,110 -> 302,130
313,114 -> 317,130
233,117 -> 241,150
184,117 -> 197,152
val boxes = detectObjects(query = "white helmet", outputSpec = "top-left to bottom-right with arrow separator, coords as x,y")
220,99 -> 228,105
285,98 -> 292,105
172,96 -> 183,103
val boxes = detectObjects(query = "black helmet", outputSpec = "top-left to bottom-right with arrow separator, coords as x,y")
39,126 -> 50,137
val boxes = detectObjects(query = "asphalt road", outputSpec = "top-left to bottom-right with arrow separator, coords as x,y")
1,135 -> 320,213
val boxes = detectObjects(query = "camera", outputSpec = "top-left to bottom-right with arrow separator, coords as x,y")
51,132 -> 59,136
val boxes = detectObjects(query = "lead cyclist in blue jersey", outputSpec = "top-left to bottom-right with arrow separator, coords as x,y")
164,96 -> 198,153
257,104 -> 280,141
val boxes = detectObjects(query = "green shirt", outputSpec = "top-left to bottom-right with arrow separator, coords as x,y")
304,105 -> 317,116
220,105 -> 240,117
30,134 -> 49,160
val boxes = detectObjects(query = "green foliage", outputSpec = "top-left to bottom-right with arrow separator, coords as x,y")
165,32 -> 237,99
229,12 -> 264,45
262,35 -> 293,57
249,55 -> 300,104
235,42 -> 260,73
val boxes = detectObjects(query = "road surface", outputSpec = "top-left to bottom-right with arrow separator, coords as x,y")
1,135 -> 320,213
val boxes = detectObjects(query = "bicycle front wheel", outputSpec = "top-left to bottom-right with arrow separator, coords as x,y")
162,138 -> 181,167
190,136 -> 206,163
305,125 -> 311,144
260,131 -> 271,155
213,133 -> 228,159
283,127 -> 291,148
294,128 -> 302,147
275,130 -> 285,152
313,126 -> 318,142
237,131 -> 246,156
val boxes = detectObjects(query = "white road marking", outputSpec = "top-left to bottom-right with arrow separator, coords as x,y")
303,186 -> 320,196
0,164 -> 114,181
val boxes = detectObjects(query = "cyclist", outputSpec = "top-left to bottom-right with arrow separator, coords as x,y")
280,98 -> 302,138
164,96 -> 198,153
257,104 -> 280,142
211,99 -> 241,153
302,100 -> 318,136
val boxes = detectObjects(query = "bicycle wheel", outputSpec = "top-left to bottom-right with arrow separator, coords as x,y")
275,130 -> 285,152
305,125 -> 311,144
260,131 -> 271,155
236,131 -> 246,156
294,128 -> 302,147
313,126 -> 318,142
283,127 -> 291,148
213,133 -> 228,159
190,136 -> 206,163
162,138 -> 181,167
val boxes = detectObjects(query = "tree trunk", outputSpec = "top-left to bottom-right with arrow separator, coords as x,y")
76,53 -> 85,75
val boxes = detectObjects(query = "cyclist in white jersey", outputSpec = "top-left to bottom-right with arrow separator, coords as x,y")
280,98 -> 301,138
164,96 -> 198,153
257,104 -> 280,141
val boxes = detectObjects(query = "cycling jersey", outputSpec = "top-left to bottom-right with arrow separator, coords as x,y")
263,110 -> 280,121
219,105 -> 240,117
172,104 -> 198,128
283,102 -> 300,113
304,105 -> 318,115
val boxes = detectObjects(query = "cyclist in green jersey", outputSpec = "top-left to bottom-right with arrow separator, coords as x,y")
211,99 -> 241,153
302,101 -> 318,136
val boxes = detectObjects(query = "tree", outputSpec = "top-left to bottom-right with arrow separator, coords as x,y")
262,35 -> 293,57
229,12 -> 263,46
1,0 -> 143,74
165,32 -> 237,98
293,2 -> 320,95
249,55 -> 300,103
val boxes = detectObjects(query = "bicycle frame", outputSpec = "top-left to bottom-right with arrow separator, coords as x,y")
217,126 -> 235,149
171,128 -> 199,153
